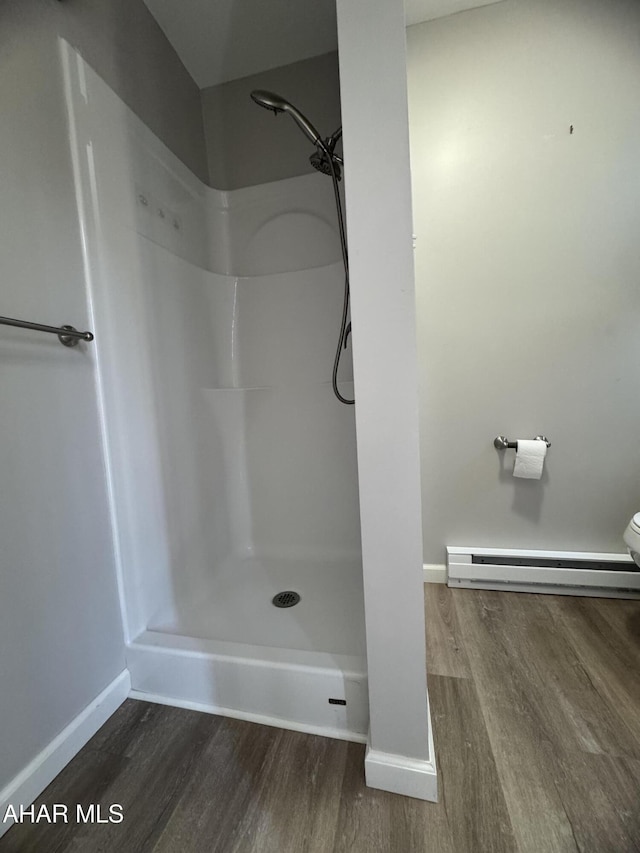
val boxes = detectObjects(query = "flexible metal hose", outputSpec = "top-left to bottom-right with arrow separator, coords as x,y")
324,150 -> 354,406
250,92 -> 353,404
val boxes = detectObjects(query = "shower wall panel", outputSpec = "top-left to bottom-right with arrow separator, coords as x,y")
208,172 -> 343,276
64,43 -> 362,645
65,41 -> 234,640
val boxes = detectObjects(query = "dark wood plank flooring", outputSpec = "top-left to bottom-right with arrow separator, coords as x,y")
2,588 -> 639,852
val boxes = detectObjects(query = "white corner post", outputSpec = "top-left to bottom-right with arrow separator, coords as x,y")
335,0 -> 437,800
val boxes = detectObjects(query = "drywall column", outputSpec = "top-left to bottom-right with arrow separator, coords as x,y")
335,0 -> 436,800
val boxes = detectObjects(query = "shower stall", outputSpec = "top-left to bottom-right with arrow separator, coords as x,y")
63,43 -> 369,739
0,0 -> 435,819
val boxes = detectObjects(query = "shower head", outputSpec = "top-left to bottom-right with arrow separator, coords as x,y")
250,89 -> 323,147
310,149 -> 342,181
250,89 -> 287,114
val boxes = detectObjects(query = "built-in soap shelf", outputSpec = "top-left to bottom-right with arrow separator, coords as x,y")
202,380 -> 355,392
232,259 -> 344,280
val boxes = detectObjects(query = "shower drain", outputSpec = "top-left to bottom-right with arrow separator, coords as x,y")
272,591 -> 301,608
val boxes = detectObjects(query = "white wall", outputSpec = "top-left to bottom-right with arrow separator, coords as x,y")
0,21 -> 125,799
407,0 -> 640,564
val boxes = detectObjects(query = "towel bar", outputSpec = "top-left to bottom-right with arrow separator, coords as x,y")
0,315 -> 94,347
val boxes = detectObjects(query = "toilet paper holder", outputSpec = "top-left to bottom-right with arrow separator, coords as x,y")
494,435 -> 551,450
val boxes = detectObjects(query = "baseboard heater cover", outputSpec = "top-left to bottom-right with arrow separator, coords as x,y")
447,546 -> 640,598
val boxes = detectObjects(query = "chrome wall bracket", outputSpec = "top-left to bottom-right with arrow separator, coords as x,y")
58,325 -> 86,347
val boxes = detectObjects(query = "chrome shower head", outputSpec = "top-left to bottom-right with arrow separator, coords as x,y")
250,89 -> 323,147
310,149 -> 341,181
250,89 -> 287,114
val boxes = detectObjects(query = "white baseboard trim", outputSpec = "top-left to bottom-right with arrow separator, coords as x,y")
423,564 -> 447,583
129,690 -> 368,744
365,690 -> 438,801
0,669 -> 130,839
365,748 -> 438,800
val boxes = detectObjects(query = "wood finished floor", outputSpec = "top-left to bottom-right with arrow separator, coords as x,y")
2,587 -> 639,852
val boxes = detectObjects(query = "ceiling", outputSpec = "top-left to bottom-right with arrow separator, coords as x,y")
143,0 -> 506,90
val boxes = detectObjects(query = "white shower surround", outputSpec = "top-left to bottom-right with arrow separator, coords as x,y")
62,42 -> 368,741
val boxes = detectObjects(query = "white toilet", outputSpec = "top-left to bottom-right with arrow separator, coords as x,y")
623,513 -> 640,567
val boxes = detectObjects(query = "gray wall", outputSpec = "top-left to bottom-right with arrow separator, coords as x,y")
0,0 -> 205,804
201,52 -> 341,189
0,0 -> 209,183
407,0 -> 640,564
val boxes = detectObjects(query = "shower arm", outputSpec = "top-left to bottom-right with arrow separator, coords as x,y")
313,136 -> 341,163
314,133 -> 342,168
324,127 -> 343,162
327,126 -> 342,151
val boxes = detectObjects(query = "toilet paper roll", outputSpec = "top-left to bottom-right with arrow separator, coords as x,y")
513,440 -> 547,479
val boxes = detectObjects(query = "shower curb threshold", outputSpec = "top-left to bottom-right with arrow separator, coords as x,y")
126,631 -> 369,744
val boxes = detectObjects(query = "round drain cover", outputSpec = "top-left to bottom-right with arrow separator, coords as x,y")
272,591 -> 301,608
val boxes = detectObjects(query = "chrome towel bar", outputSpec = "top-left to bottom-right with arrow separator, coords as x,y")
0,315 -> 94,347
494,435 -> 551,450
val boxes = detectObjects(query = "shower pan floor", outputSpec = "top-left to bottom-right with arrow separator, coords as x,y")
147,553 -> 366,657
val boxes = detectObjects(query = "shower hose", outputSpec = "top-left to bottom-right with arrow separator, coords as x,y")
326,154 -> 354,406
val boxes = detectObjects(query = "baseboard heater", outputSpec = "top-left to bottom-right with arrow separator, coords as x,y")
447,546 -> 640,599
